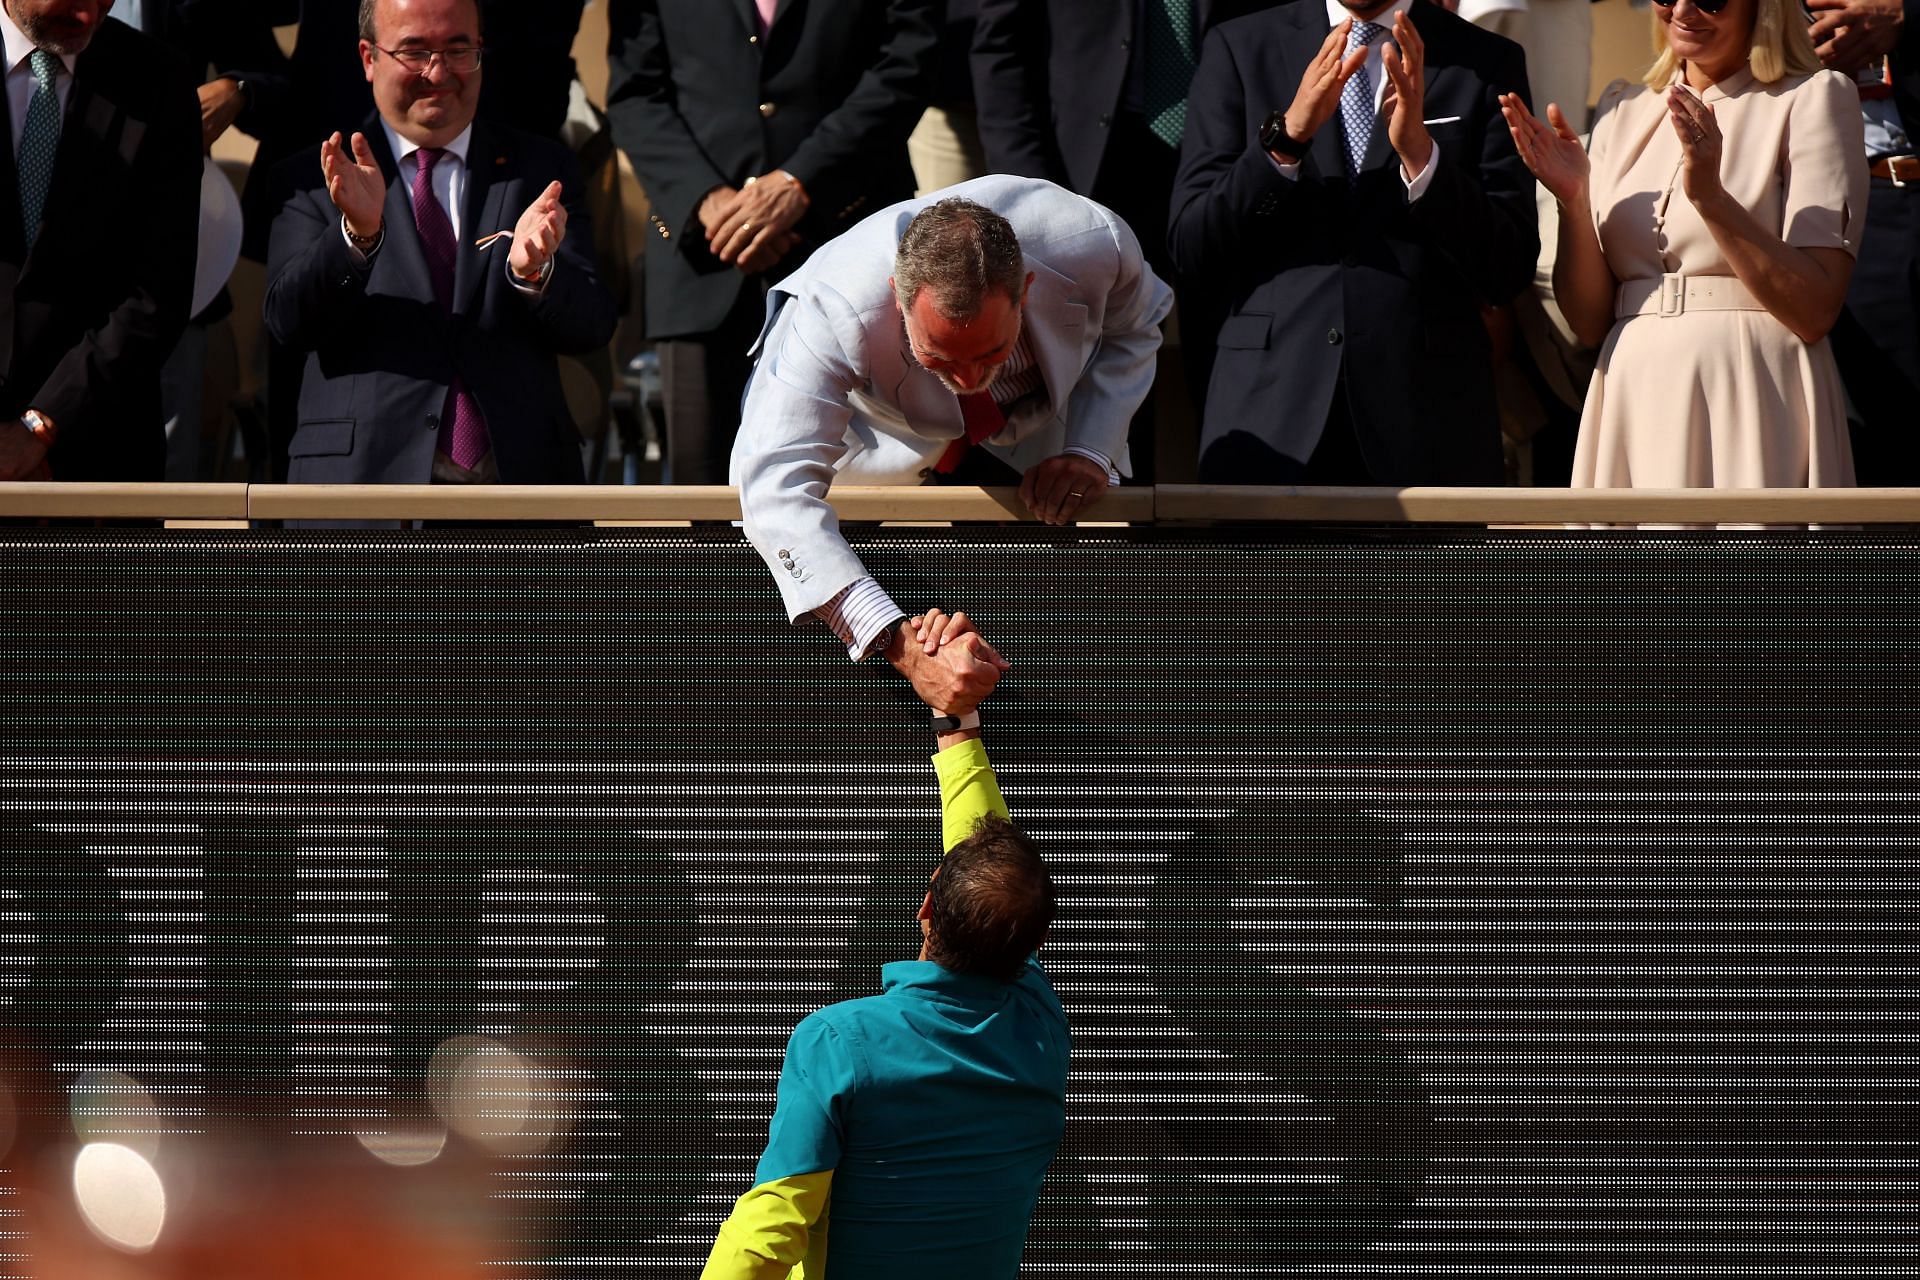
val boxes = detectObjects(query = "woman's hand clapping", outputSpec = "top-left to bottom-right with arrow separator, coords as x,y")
1499,93 -> 1589,207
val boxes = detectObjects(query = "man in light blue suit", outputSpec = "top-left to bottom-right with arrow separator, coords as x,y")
731,176 -> 1171,703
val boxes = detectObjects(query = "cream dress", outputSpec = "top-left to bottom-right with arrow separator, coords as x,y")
1573,68 -> 1868,487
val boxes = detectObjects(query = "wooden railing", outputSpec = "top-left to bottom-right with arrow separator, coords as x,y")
2,483 -> 1919,524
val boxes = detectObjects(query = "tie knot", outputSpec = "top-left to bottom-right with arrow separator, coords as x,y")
415,146 -> 444,176
1346,19 -> 1385,50
27,48 -> 57,88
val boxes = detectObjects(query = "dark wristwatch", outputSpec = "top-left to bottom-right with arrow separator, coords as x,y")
1259,109 -> 1310,163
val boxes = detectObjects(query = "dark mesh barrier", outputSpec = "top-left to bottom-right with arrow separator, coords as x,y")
2,527 -> 1917,1276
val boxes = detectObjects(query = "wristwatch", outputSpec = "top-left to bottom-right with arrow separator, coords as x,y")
20,408 -> 56,447
931,710 -> 982,735
1259,109 -> 1310,164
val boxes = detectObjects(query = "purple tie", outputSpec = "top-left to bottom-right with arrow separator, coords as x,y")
755,0 -> 778,34
411,147 -> 490,471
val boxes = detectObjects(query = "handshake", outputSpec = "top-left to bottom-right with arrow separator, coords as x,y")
887,608 -> 1011,719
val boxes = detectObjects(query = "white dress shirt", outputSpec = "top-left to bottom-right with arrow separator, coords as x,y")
1,7 -> 77,156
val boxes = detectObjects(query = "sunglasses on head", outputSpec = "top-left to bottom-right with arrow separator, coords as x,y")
1651,0 -> 1732,12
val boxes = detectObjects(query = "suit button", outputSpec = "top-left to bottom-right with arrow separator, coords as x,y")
759,101 -> 777,118
425,412 -> 440,430
1120,36 -> 1131,50
1326,329 -> 1342,345
748,33 -> 758,44
1098,113 -> 1111,128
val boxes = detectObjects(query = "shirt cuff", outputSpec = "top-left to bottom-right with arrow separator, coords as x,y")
813,577 -> 905,661
1267,151 -> 1301,181
507,256 -> 555,296
1061,445 -> 1118,485
1403,142 -> 1440,202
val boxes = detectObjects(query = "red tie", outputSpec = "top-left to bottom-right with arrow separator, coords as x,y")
932,392 -> 1006,475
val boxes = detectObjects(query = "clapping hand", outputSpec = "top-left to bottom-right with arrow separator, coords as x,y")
320,131 -> 386,241
508,181 -> 567,283
1805,0 -> 1904,74
1666,85 -> 1725,209
1500,93 -> 1589,206
1276,18 -> 1369,158
1380,11 -> 1432,179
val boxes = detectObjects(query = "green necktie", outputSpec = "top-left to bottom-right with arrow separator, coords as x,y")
1142,0 -> 1197,149
17,48 -> 61,248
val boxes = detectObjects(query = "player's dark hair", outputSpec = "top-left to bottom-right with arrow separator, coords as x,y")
924,816 -> 1053,983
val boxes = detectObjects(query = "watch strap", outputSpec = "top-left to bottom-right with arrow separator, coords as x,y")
931,710 -> 982,734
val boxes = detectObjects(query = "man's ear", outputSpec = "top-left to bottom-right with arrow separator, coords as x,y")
359,39 -> 378,83
917,890 -> 933,923
1020,271 -> 1035,306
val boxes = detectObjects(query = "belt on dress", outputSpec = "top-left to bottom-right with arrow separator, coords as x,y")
1868,155 -> 1918,185
1615,273 -> 1765,319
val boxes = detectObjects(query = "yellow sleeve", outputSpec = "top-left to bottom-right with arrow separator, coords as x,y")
932,736 -> 1009,854
700,1171 -> 833,1280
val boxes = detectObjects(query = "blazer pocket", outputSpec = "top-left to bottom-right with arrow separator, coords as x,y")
289,418 -> 355,458
1216,313 -> 1272,350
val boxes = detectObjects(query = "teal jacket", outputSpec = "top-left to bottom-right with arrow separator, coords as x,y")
703,738 -> 1069,1279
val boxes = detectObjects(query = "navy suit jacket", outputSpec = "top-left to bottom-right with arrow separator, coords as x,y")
263,118 -> 617,484
970,0 -> 1280,194
604,0 -> 939,341
1169,1 -> 1537,484
0,18 -> 200,480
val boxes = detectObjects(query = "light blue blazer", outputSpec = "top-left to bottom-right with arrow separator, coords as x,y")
730,175 -> 1172,622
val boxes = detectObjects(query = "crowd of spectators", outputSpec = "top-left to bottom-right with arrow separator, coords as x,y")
0,0 -> 1913,495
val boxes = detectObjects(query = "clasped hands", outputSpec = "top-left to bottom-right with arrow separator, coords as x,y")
1280,13 -> 1433,180
320,131 -> 570,283
698,171 -> 810,275
889,608 -> 1011,718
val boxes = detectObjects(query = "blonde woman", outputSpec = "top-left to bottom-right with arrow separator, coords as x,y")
1499,0 -> 1868,487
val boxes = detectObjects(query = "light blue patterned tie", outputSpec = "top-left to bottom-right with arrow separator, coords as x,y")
1339,20 -> 1386,185
17,48 -> 60,248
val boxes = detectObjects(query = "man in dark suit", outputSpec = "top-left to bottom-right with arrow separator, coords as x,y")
1810,0 -> 1920,485
971,0 -> 1277,278
605,0 -> 939,484
1170,0 -> 1536,485
263,0 -> 615,486
0,0 -> 201,482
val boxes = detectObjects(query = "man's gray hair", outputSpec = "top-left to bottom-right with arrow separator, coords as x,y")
892,199 -> 1025,320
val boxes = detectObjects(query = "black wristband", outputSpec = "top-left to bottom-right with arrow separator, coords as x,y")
1259,108 -> 1310,163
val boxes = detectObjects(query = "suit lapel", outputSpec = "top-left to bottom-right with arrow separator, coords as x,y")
0,60 -> 23,263
1020,258 -> 1087,419
454,124 -> 511,316
732,0 -> 761,38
